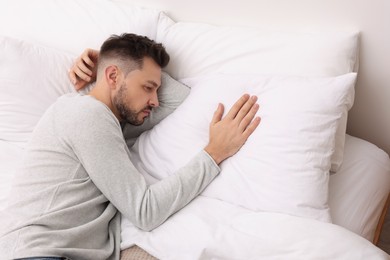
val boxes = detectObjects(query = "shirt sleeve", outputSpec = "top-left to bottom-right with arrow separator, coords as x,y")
67,100 -> 220,231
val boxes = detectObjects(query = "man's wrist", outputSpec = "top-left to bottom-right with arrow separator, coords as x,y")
204,145 -> 224,165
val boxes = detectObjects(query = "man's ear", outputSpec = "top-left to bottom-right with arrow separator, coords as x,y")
105,65 -> 120,89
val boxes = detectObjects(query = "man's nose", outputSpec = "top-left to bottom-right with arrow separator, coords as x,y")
149,92 -> 159,108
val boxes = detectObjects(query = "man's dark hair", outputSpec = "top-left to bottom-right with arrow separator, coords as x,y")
97,33 -> 169,77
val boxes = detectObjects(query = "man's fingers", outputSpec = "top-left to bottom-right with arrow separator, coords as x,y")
211,103 -> 224,125
243,116 -> 261,139
68,48 -> 99,90
75,81 -> 87,91
225,94 -> 250,120
77,59 -> 93,77
73,64 -> 91,82
87,48 -> 99,60
68,69 -> 86,90
68,69 -> 77,85
235,95 -> 258,122
82,54 -> 95,68
239,103 -> 259,131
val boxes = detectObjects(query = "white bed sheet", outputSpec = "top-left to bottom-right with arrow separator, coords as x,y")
121,196 -> 389,260
120,134 -> 390,258
329,134 -> 390,241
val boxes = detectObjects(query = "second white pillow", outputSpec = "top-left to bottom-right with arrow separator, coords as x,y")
130,73 -> 356,222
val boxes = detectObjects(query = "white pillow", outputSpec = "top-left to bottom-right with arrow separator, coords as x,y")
0,37 -> 76,210
0,36 -> 77,144
0,141 -> 24,211
156,13 -> 359,172
157,17 -> 359,79
130,73 -> 357,222
0,0 -> 162,55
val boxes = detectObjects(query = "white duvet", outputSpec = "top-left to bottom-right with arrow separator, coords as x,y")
121,196 -> 389,260
1,132 -> 389,259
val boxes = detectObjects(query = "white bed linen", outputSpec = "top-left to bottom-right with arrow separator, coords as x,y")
121,196 -> 389,260
329,135 -> 390,241
0,141 -> 24,211
120,134 -> 390,258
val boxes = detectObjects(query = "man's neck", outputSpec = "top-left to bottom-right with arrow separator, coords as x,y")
89,83 -> 122,122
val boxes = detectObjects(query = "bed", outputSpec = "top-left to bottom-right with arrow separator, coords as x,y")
0,0 -> 389,259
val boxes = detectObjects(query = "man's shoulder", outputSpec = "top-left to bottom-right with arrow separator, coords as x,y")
56,93 -> 107,113
54,93 -> 117,125
57,93 -> 97,108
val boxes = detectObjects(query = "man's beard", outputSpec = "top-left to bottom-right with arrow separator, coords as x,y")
113,83 -> 151,126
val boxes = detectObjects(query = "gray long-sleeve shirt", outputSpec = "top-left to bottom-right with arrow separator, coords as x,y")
0,93 -> 220,260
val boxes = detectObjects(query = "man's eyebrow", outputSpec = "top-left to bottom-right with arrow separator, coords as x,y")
146,80 -> 159,88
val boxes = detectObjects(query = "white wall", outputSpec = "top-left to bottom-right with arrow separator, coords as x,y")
125,0 -> 390,154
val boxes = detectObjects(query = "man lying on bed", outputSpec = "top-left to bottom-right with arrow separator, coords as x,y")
0,33 -> 260,260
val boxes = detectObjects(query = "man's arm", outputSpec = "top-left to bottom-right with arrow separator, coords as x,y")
69,94 -> 259,231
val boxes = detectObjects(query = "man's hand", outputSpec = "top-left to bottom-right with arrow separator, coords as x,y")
204,94 -> 261,165
68,48 -> 99,91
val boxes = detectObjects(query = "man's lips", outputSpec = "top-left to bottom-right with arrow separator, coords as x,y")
142,109 -> 151,116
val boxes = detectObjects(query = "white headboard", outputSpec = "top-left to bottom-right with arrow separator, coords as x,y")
124,0 -> 390,155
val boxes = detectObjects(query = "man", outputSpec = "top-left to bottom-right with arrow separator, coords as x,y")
0,33 -> 260,259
